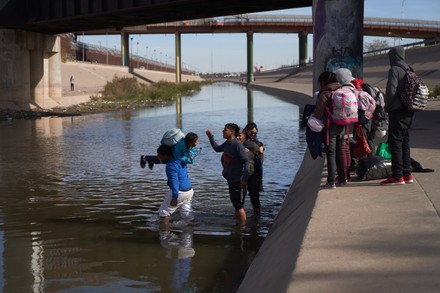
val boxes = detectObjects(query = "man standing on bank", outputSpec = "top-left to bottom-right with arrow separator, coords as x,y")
206,123 -> 249,222
381,46 -> 414,186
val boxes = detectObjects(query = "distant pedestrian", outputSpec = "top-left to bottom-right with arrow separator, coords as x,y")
70,76 -> 75,92
206,123 -> 249,223
380,46 -> 414,186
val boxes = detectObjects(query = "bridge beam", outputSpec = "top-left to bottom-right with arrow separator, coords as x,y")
313,0 -> 364,91
0,29 -> 61,110
246,32 -> 254,85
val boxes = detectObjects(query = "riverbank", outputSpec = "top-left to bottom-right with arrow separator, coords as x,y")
238,94 -> 440,292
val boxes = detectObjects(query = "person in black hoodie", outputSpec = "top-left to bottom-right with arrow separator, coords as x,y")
380,46 -> 414,186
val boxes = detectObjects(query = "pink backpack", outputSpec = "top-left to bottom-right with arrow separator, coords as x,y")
329,87 -> 358,126
356,90 -> 376,120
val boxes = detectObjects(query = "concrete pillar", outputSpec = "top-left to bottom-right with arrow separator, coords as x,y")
246,32 -> 254,85
121,32 -> 129,67
29,49 -> 45,105
175,32 -> 182,83
47,36 -> 62,99
312,0 -> 364,92
0,29 -> 31,109
299,33 -> 308,67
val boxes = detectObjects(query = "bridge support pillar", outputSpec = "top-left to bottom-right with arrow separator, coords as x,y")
313,0 -> 364,92
175,32 -> 182,84
299,33 -> 308,67
0,29 -> 62,110
121,32 -> 129,67
246,32 -> 254,85
30,49 -> 45,105
48,37 -> 62,99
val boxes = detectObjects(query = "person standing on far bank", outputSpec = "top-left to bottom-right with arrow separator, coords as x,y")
380,46 -> 415,186
70,75 -> 75,92
206,123 -> 249,223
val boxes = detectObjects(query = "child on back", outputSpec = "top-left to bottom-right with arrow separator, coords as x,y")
140,129 -> 200,170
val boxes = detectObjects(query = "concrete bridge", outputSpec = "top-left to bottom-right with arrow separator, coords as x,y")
0,0 -> 439,111
0,0 -> 312,110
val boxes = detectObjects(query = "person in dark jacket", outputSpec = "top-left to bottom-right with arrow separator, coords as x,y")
380,46 -> 414,186
206,123 -> 249,222
237,127 -> 261,216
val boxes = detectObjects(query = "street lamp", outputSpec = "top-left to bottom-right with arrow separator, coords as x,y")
146,46 -> 149,70
136,42 -> 139,67
130,37 -> 133,68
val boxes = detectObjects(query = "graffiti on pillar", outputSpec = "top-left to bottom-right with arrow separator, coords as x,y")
326,46 -> 362,77
313,0 -> 364,78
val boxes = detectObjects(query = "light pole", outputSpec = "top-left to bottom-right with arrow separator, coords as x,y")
82,31 -> 85,62
399,0 -> 407,45
136,42 -> 139,67
130,37 -> 133,68
106,32 -> 108,64
146,46 -> 148,70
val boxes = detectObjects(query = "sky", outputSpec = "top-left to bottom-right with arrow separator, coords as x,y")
81,0 -> 440,74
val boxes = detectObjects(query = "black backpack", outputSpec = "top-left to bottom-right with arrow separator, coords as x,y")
361,83 -> 388,131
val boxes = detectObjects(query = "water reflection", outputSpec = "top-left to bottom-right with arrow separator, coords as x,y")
0,82 -> 306,292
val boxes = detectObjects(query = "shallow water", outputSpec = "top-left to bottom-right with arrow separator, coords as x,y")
0,82 -> 306,292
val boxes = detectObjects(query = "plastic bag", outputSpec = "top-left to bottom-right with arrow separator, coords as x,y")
376,142 -> 391,159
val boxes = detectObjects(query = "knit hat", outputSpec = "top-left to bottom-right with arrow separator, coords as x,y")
335,68 -> 354,85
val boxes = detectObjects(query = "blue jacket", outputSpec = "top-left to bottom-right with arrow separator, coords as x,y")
166,158 -> 192,200
172,139 -> 199,164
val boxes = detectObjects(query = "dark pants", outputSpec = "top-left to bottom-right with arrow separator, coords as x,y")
144,155 -> 161,164
246,173 -> 261,209
326,123 -> 347,184
228,181 -> 245,210
388,110 -> 414,178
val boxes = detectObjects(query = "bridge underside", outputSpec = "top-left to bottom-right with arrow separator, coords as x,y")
0,0 -> 312,35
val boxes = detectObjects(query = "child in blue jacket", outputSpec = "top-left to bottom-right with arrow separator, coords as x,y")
140,131 -> 200,170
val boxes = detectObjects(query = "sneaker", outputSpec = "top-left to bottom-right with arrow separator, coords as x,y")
140,155 -> 146,169
404,174 -> 414,183
380,177 -> 405,185
321,182 -> 336,189
148,160 -> 154,170
337,180 -> 347,187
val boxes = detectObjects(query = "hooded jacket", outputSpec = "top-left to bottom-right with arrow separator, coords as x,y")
313,82 -> 342,122
385,46 -> 412,113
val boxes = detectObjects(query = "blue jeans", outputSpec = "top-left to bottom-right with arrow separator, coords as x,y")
388,110 -> 413,178
326,123 -> 347,184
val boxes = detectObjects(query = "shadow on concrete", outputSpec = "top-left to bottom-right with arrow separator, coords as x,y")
128,67 -> 155,84
238,151 -> 325,293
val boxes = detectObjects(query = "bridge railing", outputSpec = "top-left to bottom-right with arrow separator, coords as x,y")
142,14 -> 440,30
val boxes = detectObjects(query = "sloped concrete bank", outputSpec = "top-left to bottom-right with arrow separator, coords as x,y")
238,151 -> 324,293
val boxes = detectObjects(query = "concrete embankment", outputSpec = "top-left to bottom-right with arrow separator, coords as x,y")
40,61 -> 203,110
238,46 -> 440,293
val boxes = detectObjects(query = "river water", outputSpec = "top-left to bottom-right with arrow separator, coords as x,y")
0,82 -> 306,292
